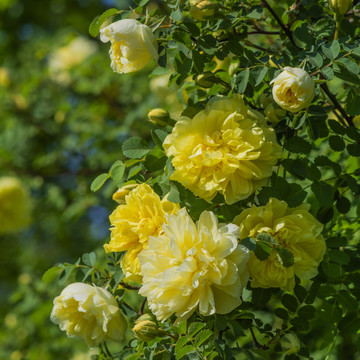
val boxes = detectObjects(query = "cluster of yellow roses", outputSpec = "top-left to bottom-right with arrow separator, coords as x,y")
50,16 -> 327,348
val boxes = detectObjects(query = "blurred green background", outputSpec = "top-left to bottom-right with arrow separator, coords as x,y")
0,0 -> 174,358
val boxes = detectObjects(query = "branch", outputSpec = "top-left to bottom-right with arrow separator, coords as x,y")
261,0 -> 298,48
320,83 -> 354,127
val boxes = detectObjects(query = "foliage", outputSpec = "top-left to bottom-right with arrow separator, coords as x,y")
1,0 -> 360,359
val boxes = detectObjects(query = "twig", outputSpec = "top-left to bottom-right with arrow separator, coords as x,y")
119,281 -> 141,290
320,83 -> 354,127
261,0 -> 298,48
244,40 -> 277,53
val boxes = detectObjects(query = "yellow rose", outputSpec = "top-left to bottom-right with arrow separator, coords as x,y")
233,198 -> 326,291
50,283 -> 127,347
139,208 -> 249,323
270,67 -> 315,112
0,177 -> 32,234
100,19 -> 158,74
48,37 -> 97,85
328,0 -> 352,16
163,94 -> 282,204
105,183 -> 179,282
0,67 -> 10,87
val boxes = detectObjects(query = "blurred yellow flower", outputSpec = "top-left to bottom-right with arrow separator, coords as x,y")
271,67 -> 315,112
100,19 -> 158,74
233,198 -> 326,291
50,283 -> 127,347
105,183 -> 179,282
0,177 -> 32,234
163,95 -> 282,204
48,36 -> 97,84
139,208 -> 249,323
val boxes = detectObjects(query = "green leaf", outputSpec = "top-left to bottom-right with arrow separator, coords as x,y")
321,67 -> 334,80
311,181 -> 334,207
110,160 -> 125,186
326,236 -> 347,247
327,119 -> 346,134
91,173 -> 110,192
274,308 -> 289,320
347,143 -> 360,156
284,137 -> 312,154
275,246 -> 294,268
236,69 -> 250,93
314,155 -> 341,175
328,249 -> 350,265
122,137 -> 151,159
241,237 -> 256,251
175,345 -> 194,360
338,313 -> 360,336
82,252 -> 96,267
337,291 -> 358,311
195,329 -> 213,347
42,266 -> 63,283
188,322 -> 206,337
294,285 -> 307,303
329,135 -> 345,151
89,8 -> 120,37
309,52 -> 323,68
144,147 -> 167,172
298,305 -> 315,320
337,58 -> 360,75
256,233 -> 277,244
281,294 -> 298,312
167,182 -> 181,203
150,66 -> 171,77
251,288 -> 272,307
321,261 -> 341,279
336,196 -> 351,214
254,241 -> 272,261
322,40 -> 340,60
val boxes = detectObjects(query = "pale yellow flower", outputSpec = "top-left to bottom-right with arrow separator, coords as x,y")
50,283 -> 127,347
100,19 -> 158,74
233,198 -> 326,291
139,208 -> 249,323
163,95 -> 282,204
271,67 -> 315,112
49,37 -> 97,84
0,177 -> 31,234
105,183 -> 179,282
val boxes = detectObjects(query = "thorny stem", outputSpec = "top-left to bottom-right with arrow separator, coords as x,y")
138,298 -> 147,316
119,281 -> 141,290
261,0 -> 298,48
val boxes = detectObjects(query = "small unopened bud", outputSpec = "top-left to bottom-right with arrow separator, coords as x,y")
0,67 -> 10,87
281,333 -> 301,355
148,108 -> 171,127
328,0 -> 352,17
132,314 -> 162,341
268,55 -> 279,69
196,72 -> 218,88
264,103 -> 286,124
353,115 -> 360,128
112,184 -> 138,204
190,1 -> 217,21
